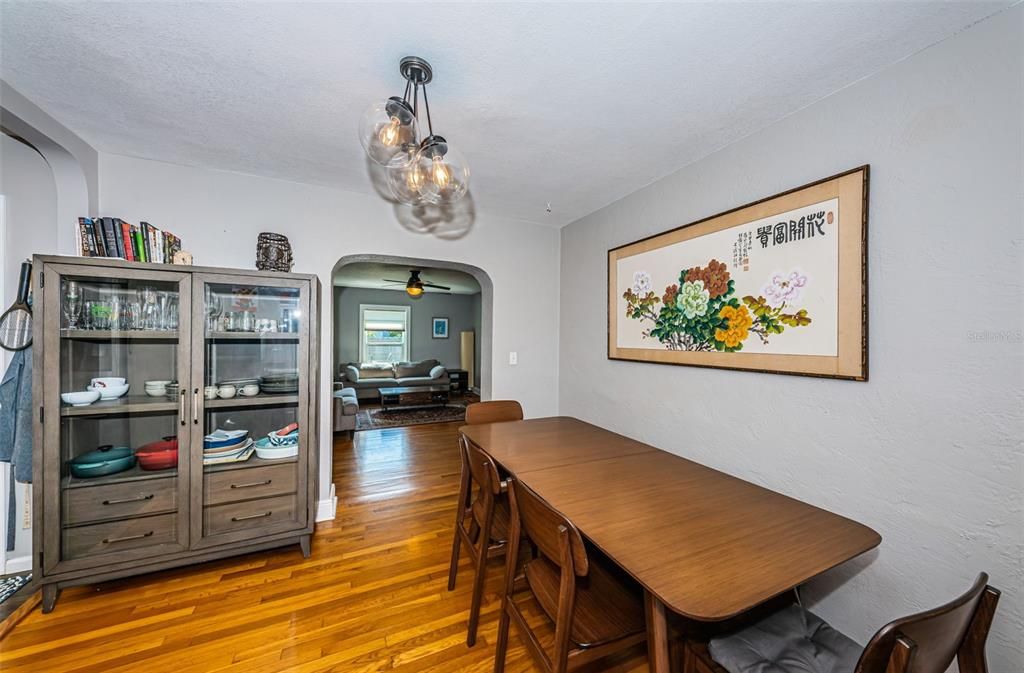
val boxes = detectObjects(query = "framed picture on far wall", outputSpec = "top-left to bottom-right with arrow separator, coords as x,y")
608,165 -> 868,380
432,317 -> 449,339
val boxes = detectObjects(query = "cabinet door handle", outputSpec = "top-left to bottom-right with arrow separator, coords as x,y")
103,531 -> 154,544
231,511 -> 272,522
103,494 -> 154,505
192,388 -> 199,424
230,479 -> 272,489
179,389 -> 186,425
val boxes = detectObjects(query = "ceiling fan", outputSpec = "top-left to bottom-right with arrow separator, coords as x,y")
382,269 -> 451,297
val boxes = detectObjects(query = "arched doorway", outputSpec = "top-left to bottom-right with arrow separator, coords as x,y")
330,253 -> 494,404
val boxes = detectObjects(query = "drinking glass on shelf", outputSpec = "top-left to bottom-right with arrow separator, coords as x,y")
90,300 -> 111,330
139,286 -> 158,330
157,292 -> 173,330
205,290 -> 223,333
165,296 -> 179,330
62,281 -> 81,329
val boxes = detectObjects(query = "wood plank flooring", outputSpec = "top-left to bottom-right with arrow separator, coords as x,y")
0,422 -> 649,672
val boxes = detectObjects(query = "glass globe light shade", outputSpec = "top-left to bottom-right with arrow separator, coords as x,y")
358,97 -> 419,166
417,137 -> 470,205
385,147 -> 431,205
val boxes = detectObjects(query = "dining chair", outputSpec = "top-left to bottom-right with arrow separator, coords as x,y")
684,572 -> 1000,673
447,400 -> 523,646
464,399 -> 524,425
494,477 -> 647,673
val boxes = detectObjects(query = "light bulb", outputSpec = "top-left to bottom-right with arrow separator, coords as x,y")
386,147 -> 430,205
430,156 -> 452,190
359,98 -> 418,166
378,117 -> 402,147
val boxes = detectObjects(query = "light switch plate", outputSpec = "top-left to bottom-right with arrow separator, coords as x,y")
509,351 -> 518,366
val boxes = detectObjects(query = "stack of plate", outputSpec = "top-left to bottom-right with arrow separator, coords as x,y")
202,429 -> 254,465
166,381 -> 180,399
259,371 -> 299,394
216,378 -> 260,388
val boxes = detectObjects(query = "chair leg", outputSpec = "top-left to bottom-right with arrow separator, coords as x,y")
494,605 -> 511,673
447,527 -> 463,591
466,542 -> 489,646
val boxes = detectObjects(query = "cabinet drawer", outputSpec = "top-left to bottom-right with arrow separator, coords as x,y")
64,478 -> 177,526
204,463 -> 296,506
63,514 -> 177,559
204,494 -> 297,536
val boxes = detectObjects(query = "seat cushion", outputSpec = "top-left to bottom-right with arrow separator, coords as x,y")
395,376 -> 437,386
708,604 -> 862,673
524,554 -> 645,648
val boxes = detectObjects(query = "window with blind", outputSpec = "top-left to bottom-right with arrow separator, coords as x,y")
359,305 -> 410,364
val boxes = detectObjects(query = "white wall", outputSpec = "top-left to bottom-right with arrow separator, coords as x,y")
97,154 -> 561,513
559,7 -> 1022,672
0,134 -> 60,568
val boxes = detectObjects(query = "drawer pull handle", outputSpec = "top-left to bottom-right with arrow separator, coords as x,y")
103,494 -> 155,505
231,479 -> 272,489
103,531 -> 154,544
232,511 -> 272,522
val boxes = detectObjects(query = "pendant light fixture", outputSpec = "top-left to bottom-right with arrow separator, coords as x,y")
359,56 -> 470,206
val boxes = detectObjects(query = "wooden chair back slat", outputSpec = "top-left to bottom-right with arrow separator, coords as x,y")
464,438 -> 502,497
509,478 -> 588,576
465,400 -> 523,425
856,573 -> 1000,673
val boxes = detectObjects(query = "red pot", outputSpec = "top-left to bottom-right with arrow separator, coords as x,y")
136,436 -> 178,471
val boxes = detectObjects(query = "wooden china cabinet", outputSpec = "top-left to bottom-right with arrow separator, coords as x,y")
31,256 -> 320,612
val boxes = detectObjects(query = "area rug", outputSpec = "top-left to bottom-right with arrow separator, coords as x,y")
357,403 -> 466,431
0,574 -> 31,606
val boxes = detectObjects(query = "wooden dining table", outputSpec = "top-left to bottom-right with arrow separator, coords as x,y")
460,416 -> 881,673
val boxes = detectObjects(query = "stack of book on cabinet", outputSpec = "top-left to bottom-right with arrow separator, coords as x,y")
76,217 -> 182,263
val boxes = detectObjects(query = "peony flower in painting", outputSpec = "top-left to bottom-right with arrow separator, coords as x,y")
677,280 -> 710,319
764,271 -> 807,305
623,258 -> 813,352
632,271 -> 652,294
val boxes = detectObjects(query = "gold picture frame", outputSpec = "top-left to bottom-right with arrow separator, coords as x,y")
608,166 -> 868,380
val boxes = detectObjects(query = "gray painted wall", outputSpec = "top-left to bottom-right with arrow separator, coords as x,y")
333,286 -> 480,373
559,7 -> 1022,672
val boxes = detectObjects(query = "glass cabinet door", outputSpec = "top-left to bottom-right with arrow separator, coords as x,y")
42,264 -> 192,574
190,275 -> 310,548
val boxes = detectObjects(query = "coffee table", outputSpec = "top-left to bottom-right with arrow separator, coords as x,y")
378,385 -> 450,411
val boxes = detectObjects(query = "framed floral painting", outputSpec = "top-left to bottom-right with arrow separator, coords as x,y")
608,166 -> 868,380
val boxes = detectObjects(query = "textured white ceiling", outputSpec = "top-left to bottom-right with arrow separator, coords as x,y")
0,1 -> 1011,225
333,262 -> 480,295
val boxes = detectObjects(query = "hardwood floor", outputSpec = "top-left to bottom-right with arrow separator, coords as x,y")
0,422 -> 648,672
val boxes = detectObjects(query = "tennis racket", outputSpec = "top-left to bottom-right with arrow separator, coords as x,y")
0,262 -> 33,351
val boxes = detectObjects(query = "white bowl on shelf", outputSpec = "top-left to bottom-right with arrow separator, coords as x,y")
144,386 -> 167,397
90,377 -> 126,388
61,390 -> 101,406
87,383 -> 130,400
255,443 -> 298,460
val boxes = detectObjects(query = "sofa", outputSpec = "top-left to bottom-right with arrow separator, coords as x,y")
337,359 -> 450,400
333,386 -> 359,435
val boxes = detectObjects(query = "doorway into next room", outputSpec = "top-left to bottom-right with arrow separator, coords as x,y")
331,260 -> 484,434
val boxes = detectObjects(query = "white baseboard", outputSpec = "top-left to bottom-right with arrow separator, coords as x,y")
4,554 -> 31,574
315,483 -> 337,522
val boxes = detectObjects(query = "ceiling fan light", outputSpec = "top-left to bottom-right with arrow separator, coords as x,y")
406,284 -> 424,297
359,97 -> 419,166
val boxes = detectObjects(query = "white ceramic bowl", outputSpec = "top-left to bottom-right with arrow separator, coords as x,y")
145,380 -> 173,387
88,383 -> 130,400
144,386 -> 167,397
240,384 -> 260,397
90,377 -> 127,388
61,390 -> 101,406
217,385 -> 237,399
255,443 -> 298,460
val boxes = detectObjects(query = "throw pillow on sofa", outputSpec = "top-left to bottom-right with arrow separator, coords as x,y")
394,359 -> 439,379
429,365 -> 446,379
344,365 -> 360,382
